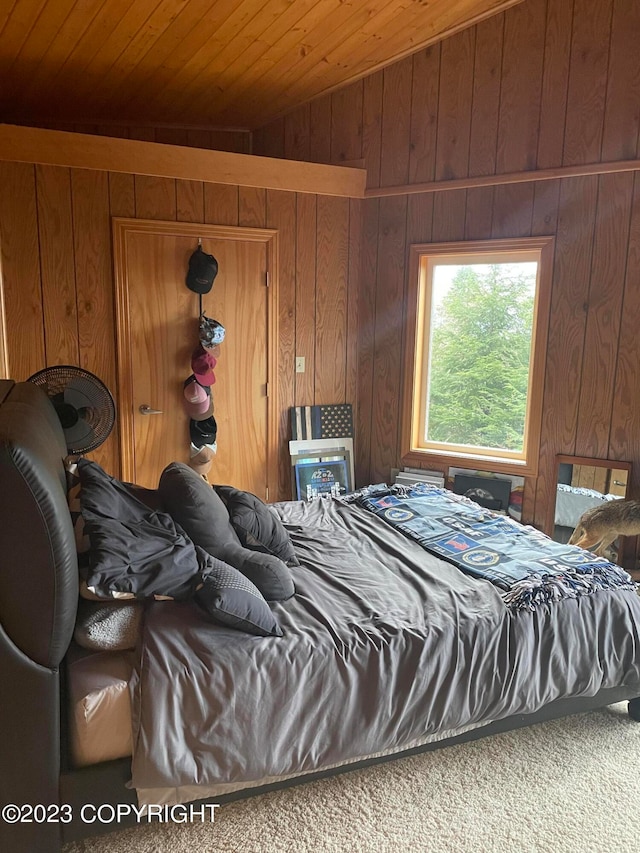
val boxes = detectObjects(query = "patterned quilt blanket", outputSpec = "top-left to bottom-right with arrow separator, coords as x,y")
345,484 -> 636,610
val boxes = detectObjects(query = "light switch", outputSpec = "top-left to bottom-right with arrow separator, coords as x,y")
295,356 -> 305,373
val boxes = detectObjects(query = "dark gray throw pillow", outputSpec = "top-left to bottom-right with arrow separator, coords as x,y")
214,484 -> 300,567
195,556 -> 283,637
158,463 -> 295,601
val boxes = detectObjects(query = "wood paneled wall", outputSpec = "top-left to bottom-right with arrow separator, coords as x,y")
0,161 -> 360,501
13,121 -> 252,155
253,0 -> 640,556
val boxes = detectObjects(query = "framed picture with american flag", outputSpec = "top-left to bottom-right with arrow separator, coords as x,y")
292,453 -> 352,501
289,438 -> 355,500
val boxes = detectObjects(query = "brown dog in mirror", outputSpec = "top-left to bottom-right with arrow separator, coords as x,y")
569,499 -> 640,559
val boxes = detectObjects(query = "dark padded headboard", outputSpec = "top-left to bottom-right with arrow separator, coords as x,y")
0,379 -> 78,666
0,380 -> 81,851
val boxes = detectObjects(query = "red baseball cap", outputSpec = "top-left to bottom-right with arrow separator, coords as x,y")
191,345 -> 217,386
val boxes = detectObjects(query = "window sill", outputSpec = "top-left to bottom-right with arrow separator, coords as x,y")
402,448 -> 538,479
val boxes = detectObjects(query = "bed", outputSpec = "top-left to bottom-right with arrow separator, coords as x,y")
2,378 -> 640,852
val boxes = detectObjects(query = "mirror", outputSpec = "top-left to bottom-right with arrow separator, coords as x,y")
546,455 -> 632,564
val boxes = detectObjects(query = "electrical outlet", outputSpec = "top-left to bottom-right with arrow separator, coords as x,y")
295,356 -> 305,373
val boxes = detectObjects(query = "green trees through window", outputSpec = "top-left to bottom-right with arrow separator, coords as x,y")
403,237 -> 553,476
427,262 -> 536,452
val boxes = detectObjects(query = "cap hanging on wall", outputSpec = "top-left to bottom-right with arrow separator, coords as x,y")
199,313 -> 225,348
191,344 -> 217,386
186,245 -> 218,295
182,375 -> 214,421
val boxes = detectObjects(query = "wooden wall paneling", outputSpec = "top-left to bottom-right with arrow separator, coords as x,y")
495,0 -> 546,173
330,80 -> 363,165
464,187 -> 495,240
98,125 -> 129,139
70,168 -> 119,476
108,172 -> 136,217
362,70 -> 383,189
309,94 -> 332,165
252,121 -> 280,159
134,176 -> 177,220
346,198 -> 361,411
524,178 -> 561,523
128,126 -> 156,142
315,195 -> 349,406
370,196 -> 407,482
379,56 -> 413,188
531,178 -> 561,236
562,0 -> 613,166
532,175 -> 599,529
610,172 -> 640,501
186,129 -> 212,149
464,13 -> 503,242
155,128 -> 189,146
468,13 -> 504,178
356,197 -> 379,485
267,189 -> 297,500
285,105 -> 311,162
491,183 -> 535,238
204,183 -> 240,226
0,229 -> 7,378
575,172 -> 633,458
602,0 -> 640,161
209,130 -> 251,154
239,187 -> 267,228
406,193 -> 434,248
295,193 -> 316,406
176,180 -> 205,223
434,27 -> 475,181
35,165 -> 80,366
0,162 -> 45,380
536,0 -> 573,169
431,189 -> 467,243
408,44 -> 441,185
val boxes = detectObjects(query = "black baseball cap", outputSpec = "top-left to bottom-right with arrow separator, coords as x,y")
186,246 -> 218,294
190,415 -> 218,448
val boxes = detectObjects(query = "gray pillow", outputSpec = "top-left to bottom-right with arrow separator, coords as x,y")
158,463 -> 295,602
195,557 -> 283,637
214,484 -> 300,566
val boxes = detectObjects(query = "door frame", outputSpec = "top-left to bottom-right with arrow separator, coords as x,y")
112,217 -> 279,496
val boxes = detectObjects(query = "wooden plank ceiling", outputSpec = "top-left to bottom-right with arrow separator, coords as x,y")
0,0 -> 522,132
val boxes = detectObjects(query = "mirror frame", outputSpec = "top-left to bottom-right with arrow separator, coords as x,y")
545,454 -> 633,563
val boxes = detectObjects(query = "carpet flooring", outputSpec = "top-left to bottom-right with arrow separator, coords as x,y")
63,703 -> 640,853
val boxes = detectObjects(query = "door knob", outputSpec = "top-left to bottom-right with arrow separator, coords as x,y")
139,404 -> 163,415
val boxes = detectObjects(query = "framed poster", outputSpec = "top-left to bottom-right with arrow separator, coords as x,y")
293,458 -> 351,501
289,437 -> 355,493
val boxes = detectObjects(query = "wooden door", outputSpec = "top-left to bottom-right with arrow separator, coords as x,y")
113,219 -> 278,497
608,468 -> 629,498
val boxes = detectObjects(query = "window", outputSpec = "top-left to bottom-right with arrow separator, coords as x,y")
401,238 -> 554,477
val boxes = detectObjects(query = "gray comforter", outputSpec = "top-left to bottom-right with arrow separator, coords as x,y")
130,498 -> 640,792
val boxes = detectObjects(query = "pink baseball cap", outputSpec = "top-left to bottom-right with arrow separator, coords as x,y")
183,376 -> 213,420
191,345 -> 217,386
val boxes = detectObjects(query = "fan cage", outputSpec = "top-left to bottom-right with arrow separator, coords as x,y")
28,365 -> 116,455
